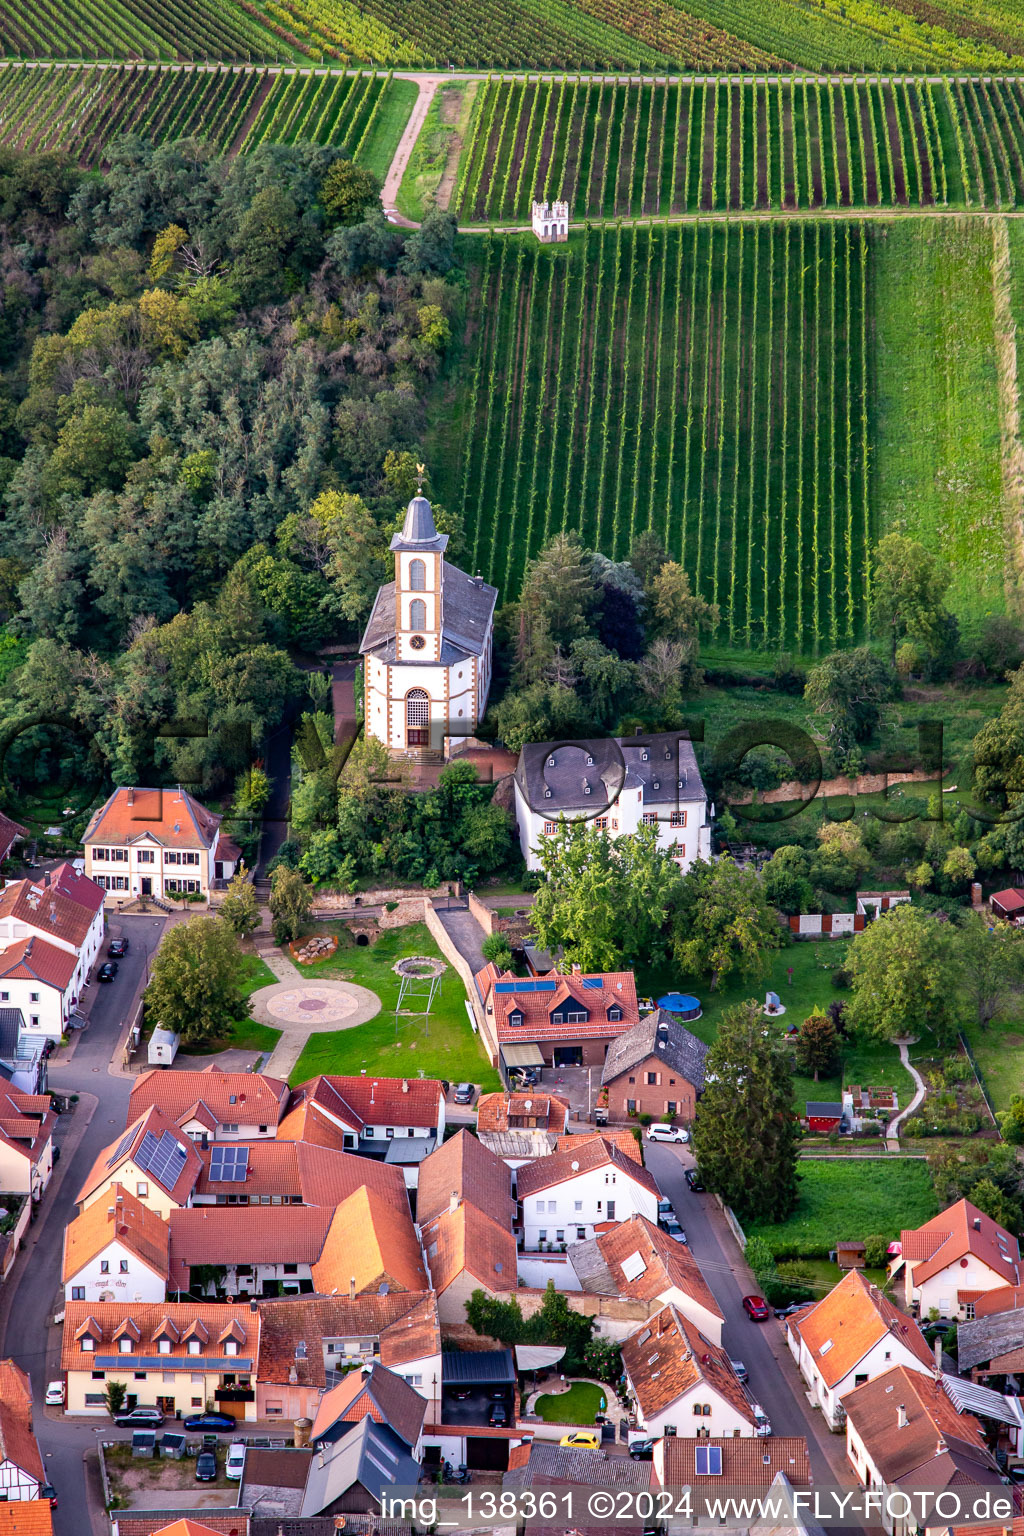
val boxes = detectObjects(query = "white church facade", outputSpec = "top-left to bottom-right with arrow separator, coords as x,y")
360,490 -> 497,761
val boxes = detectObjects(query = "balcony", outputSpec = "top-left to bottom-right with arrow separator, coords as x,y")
215,1386 -> 255,1404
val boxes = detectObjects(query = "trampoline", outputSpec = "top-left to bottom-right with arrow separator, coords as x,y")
656,992 -> 702,1021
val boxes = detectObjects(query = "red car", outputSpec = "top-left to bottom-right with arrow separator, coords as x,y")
742,1294 -> 770,1321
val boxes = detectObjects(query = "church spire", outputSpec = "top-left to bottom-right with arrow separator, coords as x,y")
390,468 -> 449,553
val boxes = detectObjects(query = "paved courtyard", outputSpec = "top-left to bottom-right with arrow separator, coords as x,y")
251,977 -> 382,1079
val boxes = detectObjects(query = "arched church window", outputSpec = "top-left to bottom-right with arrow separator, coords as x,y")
410,599 -> 426,631
409,558 -> 426,591
407,689 -> 429,747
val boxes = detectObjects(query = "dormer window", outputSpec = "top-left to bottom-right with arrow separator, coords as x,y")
641,751 -> 649,762
188,1340 -> 202,1356
608,1007 -> 622,1022
509,1011 -> 524,1028
586,755 -> 594,766
547,756 -> 555,768
81,1338 -> 94,1353
119,1338 -> 132,1354
225,1340 -> 238,1356
158,1339 -> 171,1355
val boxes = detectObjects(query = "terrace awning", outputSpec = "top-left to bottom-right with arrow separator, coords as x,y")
502,1044 -> 545,1067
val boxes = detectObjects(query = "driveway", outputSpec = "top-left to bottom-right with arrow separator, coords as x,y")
643,1142 -> 857,1489
0,914 -> 167,1536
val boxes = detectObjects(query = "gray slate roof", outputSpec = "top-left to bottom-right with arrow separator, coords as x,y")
504,1440 -> 649,1489
958,1307 -> 1024,1372
390,494 -> 448,552
360,563 -> 497,661
300,1417 -> 419,1517
442,1347 -> 515,1384
602,1010 -> 708,1091
515,731 -> 707,816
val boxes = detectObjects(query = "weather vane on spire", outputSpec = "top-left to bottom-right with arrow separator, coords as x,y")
416,461 -> 426,492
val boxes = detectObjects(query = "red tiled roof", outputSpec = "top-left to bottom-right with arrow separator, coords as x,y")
517,1137 -> 660,1200
416,1129 -> 515,1228
974,1285 -> 1024,1317
622,1304 -> 752,1423
591,1216 -> 723,1321
477,1092 -> 570,1134
421,1201 -> 518,1295
63,1184 -> 170,1283
0,935 -> 76,991
167,1205 -> 334,1287
48,863 -> 105,914
127,1070 -> 289,1130
659,1437 -> 811,1489
842,1364 -> 1000,1488
311,1362 -> 425,1448
254,1293 -> 439,1386
60,1300 -> 254,1372
0,874 -> 99,951
0,1507 -> 53,1536
0,1360 -> 43,1482
992,889 -> 1024,912
790,1270 -> 934,1388
899,1199 -> 1020,1288
84,787 -> 221,851
557,1130 -> 642,1164
0,813 -> 26,864
311,1186 -> 428,1296
476,964 -> 639,1042
77,1106 -> 203,1208
284,1074 -> 444,1135
194,1140 -> 408,1210
121,1519 -> 247,1536
0,1092 -> 55,1166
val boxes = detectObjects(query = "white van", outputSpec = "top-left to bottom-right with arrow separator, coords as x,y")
647,1124 -> 689,1143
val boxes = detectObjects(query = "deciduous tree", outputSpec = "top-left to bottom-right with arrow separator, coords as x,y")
847,905 -> 960,1046
144,916 -> 249,1045
269,865 -> 313,945
794,1010 -> 839,1081
219,873 -> 260,939
671,857 -> 781,991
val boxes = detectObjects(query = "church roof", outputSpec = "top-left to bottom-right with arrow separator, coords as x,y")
390,494 -> 449,553
360,564 -> 497,661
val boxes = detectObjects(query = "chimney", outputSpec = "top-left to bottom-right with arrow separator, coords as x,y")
974,1216 -> 982,1231
936,1438 -> 945,1457
402,1080 -> 409,1094
174,785 -> 183,803
349,1276 -> 356,1301
571,963 -> 581,975
250,1300 -> 258,1313
116,1194 -> 123,1207
934,1336 -> 944,1369
449,1190 -> 460,1215
897,1404 -> 908,1428
293,1417 -> 312,1449
126,788 -> 134,807
107,1206 -> 115,1217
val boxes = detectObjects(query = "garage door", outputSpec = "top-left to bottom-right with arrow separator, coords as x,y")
465,1436 -> 510,1471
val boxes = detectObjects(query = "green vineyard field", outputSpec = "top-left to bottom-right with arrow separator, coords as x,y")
436,224 -> 871,652
456,75 -> 1024,223
0,0 -> 281,62
0,64 -> 414,168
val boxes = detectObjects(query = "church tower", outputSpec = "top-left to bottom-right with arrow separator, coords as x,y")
391,481 -> 448,664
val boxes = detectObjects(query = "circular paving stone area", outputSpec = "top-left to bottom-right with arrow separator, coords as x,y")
250,978 -> 382,1032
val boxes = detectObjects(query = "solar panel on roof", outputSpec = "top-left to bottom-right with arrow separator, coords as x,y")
107,1128 -> 136,1168
136,1130 -> 188,1191
494,982 -> 517,994
581,978 -> 603,989
536,981 -> 557,992
208,1145 -> 249,1182
695,1446 -> 722,1476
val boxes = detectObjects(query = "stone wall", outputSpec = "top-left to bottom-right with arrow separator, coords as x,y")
729,766 -> 948,807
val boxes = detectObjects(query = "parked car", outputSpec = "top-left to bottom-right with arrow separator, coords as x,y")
39,1484 -> 57,1509
225,1443 -> 246,1481
658,1211 -> 686,1242
657,1198 -> 673,1218
107,937 -> 129,958
685,1168 -> 705,1192
183,1413 -> 236,1433
647,1123 -> 689,1144
195,1451 -> 218,1482
628,1438 -> 654,1460
488,1402 -> 508,1427
453,1083 -> 474,1105
45,1381 -> 64,1407
730,1360 -> 748,1383
752,1405 -> 772,1437
97,962 -> 118,982
451,1388 -> 472,1401
742,1295 -> 770,1321
114,1408 -> 164,1429
560,1430 -> 601,1450
774,1301 -> 814,1320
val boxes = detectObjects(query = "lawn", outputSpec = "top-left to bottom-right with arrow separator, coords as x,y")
745,1157 -> 937,1259
777,1257 -> 888,1298
636,940 -> 916,1115
534,1382 -> 607,1424
358,77 -> 420,185
183,952 -> 282,1056
288,922 -> 501,1089
962,1013 -> 1024,1114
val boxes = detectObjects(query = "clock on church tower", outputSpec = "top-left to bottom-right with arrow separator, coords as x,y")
359,479 -> 497,761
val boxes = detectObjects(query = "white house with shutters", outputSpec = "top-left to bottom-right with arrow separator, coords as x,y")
360,487 -> 497,762
516,1137 -> 660,1250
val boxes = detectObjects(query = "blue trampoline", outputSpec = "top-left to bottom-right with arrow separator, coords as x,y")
657,992 -> 703,1021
